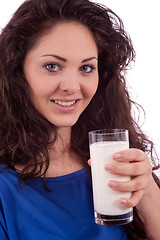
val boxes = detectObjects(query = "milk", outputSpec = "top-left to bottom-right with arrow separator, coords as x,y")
90,141 -> 132,216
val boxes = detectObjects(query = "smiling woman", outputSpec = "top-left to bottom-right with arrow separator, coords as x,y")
0,0 -> 160,240
23,21 -> 98,127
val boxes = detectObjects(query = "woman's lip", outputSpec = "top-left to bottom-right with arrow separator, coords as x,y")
52,99 -> 78,102
50,99 -> 80,112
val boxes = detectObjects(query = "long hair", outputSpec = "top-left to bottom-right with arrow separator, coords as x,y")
0,0 -> 159,239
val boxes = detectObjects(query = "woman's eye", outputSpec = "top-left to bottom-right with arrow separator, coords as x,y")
44,63 -> 60,72
80,65 -> 95,74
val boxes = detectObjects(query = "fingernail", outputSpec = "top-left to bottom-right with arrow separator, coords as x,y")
108,181 -> 117,188
105,164 -> 113,171
114,153 -> 121,159
120,199 -> 128,205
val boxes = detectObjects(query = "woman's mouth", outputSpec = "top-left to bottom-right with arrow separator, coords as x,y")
54,100 -> 76,107
50,99 -> 80,112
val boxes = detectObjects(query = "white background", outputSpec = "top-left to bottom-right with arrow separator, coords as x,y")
0,0 -> 160,172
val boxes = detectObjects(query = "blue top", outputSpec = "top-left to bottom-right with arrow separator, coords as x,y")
0,164 -> 127,240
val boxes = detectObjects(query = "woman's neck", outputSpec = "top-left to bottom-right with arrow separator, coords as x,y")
52,127 -> 71,153
46,127 -> 85,177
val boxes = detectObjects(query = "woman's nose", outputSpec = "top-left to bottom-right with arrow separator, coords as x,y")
59,70 -> 80,94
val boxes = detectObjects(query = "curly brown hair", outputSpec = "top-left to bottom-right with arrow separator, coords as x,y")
0,0 -> 159,239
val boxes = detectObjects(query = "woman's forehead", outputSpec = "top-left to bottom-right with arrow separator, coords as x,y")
25,21 -> 98,62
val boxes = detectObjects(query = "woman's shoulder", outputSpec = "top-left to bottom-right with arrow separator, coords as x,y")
0,164 -> 19,176
0,164 -> 19,192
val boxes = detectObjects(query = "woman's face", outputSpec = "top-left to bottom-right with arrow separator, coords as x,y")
24,21 -> 98,128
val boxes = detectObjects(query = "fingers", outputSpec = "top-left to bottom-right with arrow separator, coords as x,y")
108,175 -> 148,192
113,148 -> 145,162
105,148 -> 152,176
105,160 -> 152,176
119,189 -> 145,208
106,148 -> 152,208
109,177 -> 146,208
89,149 -> 153,208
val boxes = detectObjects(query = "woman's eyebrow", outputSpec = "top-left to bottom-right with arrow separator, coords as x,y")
41,54 -> 67,62
81,57 -> 98,63
41,54 -> 98,63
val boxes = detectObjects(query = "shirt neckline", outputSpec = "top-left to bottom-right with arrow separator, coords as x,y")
39,168 -> 87,182
0,164 -> 88,182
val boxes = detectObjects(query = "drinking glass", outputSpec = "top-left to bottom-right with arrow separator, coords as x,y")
89,129 -> 133,225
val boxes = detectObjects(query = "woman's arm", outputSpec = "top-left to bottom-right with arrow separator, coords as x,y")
136,175 -> 160,239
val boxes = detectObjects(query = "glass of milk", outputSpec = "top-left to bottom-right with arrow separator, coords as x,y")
89,129 -> 133,225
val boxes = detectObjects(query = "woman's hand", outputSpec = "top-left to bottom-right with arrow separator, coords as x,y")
88,148 -> 153,208
88,149 -> 160,239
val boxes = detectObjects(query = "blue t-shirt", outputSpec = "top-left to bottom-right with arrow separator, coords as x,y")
0,164 -> 128,240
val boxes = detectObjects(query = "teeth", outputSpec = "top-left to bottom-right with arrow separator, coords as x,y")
54,100 -> 76,107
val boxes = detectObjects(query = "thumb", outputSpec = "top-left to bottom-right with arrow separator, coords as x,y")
88,159 -> 91,166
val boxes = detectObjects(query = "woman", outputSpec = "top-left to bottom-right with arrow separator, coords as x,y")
0,0 -> 159,239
